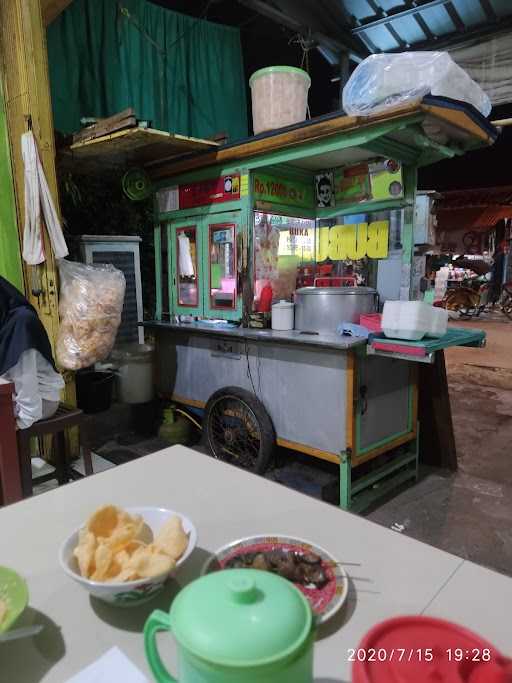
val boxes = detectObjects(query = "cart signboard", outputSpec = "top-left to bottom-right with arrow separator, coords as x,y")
316,221 -> 390,260
333,160 -> 403,206
179,175 -> 240,209
253,173 -> 314,209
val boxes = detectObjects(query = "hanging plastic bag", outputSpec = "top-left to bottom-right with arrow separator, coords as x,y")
56,260 -> 126,370
342,52 -> 491,118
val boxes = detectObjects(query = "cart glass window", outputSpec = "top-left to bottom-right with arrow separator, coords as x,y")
254,212 -> 315,307
176,226 -> 199,307
209,223 -> 236,309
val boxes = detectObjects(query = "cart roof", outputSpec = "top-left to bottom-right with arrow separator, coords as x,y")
147,96 -> 497,181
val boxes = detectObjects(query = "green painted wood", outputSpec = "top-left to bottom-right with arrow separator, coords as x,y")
339,451 -> 351,511
158,198 -> 243,222
254,201 -> 317,219
202,210 -> 242,322
316,197 -> 408,220
350,461 -> 417,514
154,224 -> 162,320
169,217 -> 204,317
363,135 -> 420,166
372,327 -> 486,353
0,78 -> 23,289
351,451 -> 417,495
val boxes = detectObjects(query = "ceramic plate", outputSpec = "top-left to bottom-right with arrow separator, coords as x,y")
201,534 -> 348,624
0,566 -> 29,634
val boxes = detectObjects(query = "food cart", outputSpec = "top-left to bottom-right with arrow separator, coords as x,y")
145,99 -> 495,511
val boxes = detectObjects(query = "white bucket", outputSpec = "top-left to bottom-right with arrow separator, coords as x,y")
272,300 -> 294,331
111,343 -> 154,404
249,66 -> 311,135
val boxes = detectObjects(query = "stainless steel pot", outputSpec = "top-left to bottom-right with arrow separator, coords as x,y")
294,287 -> 378,333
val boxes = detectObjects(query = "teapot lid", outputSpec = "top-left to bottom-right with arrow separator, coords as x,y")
170,569 -> 312,666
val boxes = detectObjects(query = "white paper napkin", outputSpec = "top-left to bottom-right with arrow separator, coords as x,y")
66,647 -> 149,683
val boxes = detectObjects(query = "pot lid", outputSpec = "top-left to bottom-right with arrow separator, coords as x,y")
295,286 -> 376,296
170,569 -> 312,667
272,300 -> 294,309
352,616 -> 509,683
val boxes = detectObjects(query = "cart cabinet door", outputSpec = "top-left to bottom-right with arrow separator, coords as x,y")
203,212 -> 242,321
168,219 -> 204,317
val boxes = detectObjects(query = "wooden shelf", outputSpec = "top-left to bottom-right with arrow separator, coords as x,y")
60,126 -> 219,169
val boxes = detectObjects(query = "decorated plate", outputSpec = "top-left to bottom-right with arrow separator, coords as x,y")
201,534 -> 348,624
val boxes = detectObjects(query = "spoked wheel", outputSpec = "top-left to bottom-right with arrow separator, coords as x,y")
203,387 -> 275,474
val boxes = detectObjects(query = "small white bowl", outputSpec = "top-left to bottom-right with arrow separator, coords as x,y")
59,507 -> 197,606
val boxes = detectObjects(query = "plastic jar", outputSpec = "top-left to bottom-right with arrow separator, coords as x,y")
271,300 -> 294,331
249,66 -> 311,135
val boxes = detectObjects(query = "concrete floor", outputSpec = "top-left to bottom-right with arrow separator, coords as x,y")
367,313 -> 512,577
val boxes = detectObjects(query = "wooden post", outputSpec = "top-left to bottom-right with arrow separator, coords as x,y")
0,0 -> 78,452
418,350 -> 457,470
0,0 -> 60,346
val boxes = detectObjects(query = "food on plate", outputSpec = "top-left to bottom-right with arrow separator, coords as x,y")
73,505 -> 189,583
224,548 -> 328,588
0,597 -> 7,625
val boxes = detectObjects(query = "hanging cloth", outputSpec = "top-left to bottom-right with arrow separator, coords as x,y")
21,131 -> 68,265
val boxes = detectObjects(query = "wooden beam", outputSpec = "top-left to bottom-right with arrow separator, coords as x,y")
42,0 -> 72,26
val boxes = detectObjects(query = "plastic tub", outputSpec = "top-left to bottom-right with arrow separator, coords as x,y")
425,306 -> 448,338
111,344 -> 154,404
249,66 -> 311,135
382,300 -> 433,341
271,300 -> 294,330
76,371 -> 114,414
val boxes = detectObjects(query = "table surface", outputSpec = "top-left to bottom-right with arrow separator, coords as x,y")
144,320 -> 367,351
1,446 -> 511,682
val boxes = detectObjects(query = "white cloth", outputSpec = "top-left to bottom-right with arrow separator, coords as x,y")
178,233 -> 195,276
21,131 -> 68,265
1,349 -> 65,429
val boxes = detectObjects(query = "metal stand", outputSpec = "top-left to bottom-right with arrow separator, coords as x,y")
340,426 -> 419,512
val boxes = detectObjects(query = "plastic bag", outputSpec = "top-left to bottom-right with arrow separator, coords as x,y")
342,52 -> 491,118
56,260 -> 126,370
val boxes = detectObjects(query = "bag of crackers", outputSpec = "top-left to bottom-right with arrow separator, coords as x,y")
56,259 -> 126,370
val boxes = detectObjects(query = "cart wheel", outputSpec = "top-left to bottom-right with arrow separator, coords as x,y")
203,387 -> 275,474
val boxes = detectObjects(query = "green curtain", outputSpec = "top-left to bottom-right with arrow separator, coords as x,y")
0,79 -> 23,290
47,0 -> 248,142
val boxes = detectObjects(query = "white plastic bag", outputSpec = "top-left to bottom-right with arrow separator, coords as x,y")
56,260 -> 126,370
342,52 -> 491,118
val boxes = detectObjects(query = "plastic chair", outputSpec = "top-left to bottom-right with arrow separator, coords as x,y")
16,404 -> 93,498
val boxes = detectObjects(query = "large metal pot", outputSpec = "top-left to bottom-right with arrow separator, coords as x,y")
294,287 -> 378,333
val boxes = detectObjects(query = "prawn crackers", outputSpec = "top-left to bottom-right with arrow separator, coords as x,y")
73,505 -> 189,582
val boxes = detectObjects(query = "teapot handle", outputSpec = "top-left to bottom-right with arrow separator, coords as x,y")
144,610 -> 177,683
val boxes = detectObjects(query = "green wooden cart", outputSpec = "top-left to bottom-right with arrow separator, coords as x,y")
146,99 -> 495,510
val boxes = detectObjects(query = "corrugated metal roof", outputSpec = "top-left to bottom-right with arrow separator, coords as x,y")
242,0 -> 512,62
346,0 -> 512,54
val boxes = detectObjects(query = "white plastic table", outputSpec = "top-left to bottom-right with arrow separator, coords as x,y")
0,446 -> 511,682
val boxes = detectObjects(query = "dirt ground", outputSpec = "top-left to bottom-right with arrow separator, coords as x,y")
368,312 -> 512,576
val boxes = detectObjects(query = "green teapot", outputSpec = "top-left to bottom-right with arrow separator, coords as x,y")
144,568 -> 315,683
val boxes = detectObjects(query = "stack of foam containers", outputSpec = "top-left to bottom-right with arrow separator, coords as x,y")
434,266 -> 449,302
382,301 -> 448,341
